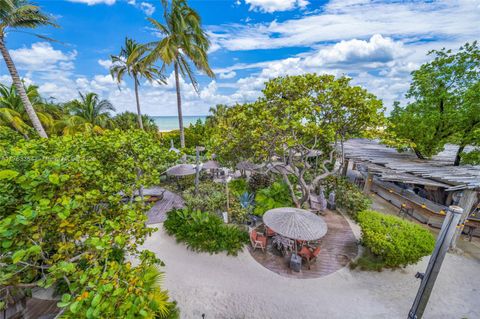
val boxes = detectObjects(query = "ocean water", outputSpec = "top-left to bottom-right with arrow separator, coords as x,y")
151,115 -> 207,131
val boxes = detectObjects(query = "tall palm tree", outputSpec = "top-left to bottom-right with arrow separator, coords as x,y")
59,92 -> 115,135
147,0 -> 214,148
110,38 -> 164,130
0,0 -> 57,138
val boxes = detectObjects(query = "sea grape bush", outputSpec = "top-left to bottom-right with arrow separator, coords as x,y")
357,210 -> 435,268
164,209 -> 249,256
322,175 -> 371,220
0,130 -> 179,317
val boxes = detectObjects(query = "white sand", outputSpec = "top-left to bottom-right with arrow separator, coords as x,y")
143,225 -> 480,319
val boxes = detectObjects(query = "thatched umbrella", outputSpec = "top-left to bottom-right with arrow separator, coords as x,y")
166,164 -> 196,177
263,207 -> 327,241
202,160 -> 220,170
236,161 -> 261,171
267,162 -> 294,175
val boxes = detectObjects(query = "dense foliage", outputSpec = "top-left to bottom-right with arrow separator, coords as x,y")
228,178 -> 248,197
322,176 -> 371,220
356,210 -> 435,269
247,173 -> 273,193
112,111 -> 159,132
0,130 -> 179,317
253,181 -> 294,216
387,41 -> 480,165
164,209 -> 249,256
183,181 -> 226,214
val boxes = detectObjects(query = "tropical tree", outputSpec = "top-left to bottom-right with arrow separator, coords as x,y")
147,0 -> 215,148
210,74 -> 385,207
388,41 -> 480,165
59,92 -> 115,134
0,0 -> 57,138
0,83 -> 65,137
110,38 -> 164,130
112,111 -> 159,132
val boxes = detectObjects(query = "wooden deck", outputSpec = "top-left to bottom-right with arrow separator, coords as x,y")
146,188 -> 184,224
248,210 -> 358,279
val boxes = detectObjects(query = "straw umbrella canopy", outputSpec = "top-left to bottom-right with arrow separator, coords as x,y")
236,161 -> 261,171
267,162 -> 294,175
166,164 -> 196,176
263,207 -> 327,241
202,160 -> 220,170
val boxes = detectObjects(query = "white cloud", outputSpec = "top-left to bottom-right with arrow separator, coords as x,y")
140,2 -> 155,15
219,71 -> 237,79
98,59 -> 112,69
9,42 -> 77,72
244,0 -> 309,13
68,0 -> 115,5
213,0 -> 480,51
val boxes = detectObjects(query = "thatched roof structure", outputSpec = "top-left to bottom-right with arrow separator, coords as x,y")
166,164 -> 196,176
263,207 -> 328,241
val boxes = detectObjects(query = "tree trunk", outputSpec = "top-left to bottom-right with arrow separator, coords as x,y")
413,148 -> 425,160
0,37 -> 48,138
174,62 -> 185,148
453,145 -> 465,166
133,74 -> 144,130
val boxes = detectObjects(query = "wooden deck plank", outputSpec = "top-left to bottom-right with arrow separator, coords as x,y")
146,189 -> 184,224
248,210 -> 358,279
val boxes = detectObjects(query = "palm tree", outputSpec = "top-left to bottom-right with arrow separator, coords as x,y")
147,0 -> 214,148
59,92 -> 115,135
0,82 -> 60,137
110,38 -> 164,130
0,0 -> 57,138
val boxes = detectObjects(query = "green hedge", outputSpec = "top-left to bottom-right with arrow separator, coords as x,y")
323,176 -> 371,220
164,209 -> 249,256
357,210 -> 435,268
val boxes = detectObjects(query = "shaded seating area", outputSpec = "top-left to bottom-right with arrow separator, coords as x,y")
248,209 -> 358,278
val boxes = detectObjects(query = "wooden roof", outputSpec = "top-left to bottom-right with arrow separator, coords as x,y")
343,139 -> 480,191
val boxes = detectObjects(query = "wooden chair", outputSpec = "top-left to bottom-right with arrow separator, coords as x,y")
299,246 -> 321,269
250,230 -> 267,252
265,226 -> 276,237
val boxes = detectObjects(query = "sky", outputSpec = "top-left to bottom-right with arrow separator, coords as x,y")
1,0 -> 479,116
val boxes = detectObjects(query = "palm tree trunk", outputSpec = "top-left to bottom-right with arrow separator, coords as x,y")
133,74 -> 144,130
174,62 -> 185,148
0,36 -> 48,138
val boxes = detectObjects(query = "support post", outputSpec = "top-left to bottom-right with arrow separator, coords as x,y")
450,190 -> 477,249
408,206 -> 463,319
363,170 -> 373,194
194,146 -> 200,195
341,158 -> 350,177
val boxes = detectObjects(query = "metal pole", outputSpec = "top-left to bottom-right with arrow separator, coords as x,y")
407,205 -> 463,319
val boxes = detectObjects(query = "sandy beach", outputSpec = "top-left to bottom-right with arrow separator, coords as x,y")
143,225 -> 480,319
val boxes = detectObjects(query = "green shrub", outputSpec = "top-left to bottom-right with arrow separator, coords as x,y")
356,210 -> 435,269
229,178 -> 248,197
164,209 -> 249,255
322,175 -> 371,219
183,181 -> 226,213
253,181 -> 294,216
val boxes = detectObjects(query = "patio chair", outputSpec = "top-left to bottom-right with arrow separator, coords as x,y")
299,246 -> 321,269
250,230 -> 267,252
265,226 -> 276,237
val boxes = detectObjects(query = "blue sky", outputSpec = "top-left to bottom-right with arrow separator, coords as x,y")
1,0 -> 479,116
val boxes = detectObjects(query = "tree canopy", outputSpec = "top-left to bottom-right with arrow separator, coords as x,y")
210,73 -> 385,206
387,41 -> 480,165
